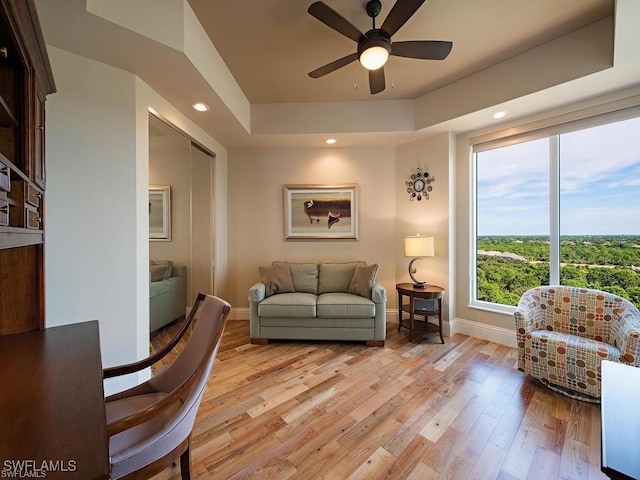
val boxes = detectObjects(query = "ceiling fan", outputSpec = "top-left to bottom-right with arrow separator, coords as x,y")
307,0 -> 452,94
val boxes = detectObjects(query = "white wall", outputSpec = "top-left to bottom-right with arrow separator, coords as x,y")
225,137 -> 457,330
45,46 -> 229,394
227,147 -> 396,311
45,47 -> 139,374
395,133 -> 454,326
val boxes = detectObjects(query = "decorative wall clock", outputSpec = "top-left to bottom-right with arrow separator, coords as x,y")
405,168 -> 434,201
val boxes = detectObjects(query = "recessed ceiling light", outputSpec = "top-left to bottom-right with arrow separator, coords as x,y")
326,138 -> 337,145
193,103 -> 210,112
493,110 -> 507,119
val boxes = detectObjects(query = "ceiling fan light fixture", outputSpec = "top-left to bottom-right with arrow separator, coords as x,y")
307,0 -> 452,94
358,35 -> 391,71
360,45 -> 389,70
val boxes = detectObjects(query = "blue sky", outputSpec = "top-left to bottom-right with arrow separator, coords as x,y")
477,116 -> 640,236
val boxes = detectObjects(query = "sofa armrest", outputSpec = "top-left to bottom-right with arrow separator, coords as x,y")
171,265 -> 186,278
371,283 -> 386,342
248,282 -> 266,340
249,282 -> 266,303
372,283 -> 386,304
149,275 -> 187,333
611,308 -> 640,365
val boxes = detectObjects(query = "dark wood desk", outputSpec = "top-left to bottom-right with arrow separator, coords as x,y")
601,360 -> 640,480
396,283 -> 445,343
0,321 -> 109,480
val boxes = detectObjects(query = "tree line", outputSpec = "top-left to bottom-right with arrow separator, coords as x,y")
477,236 -> 640,306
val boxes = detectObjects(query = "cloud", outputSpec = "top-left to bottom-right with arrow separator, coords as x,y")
475,115 -> 640,235
559,119 -> 640,192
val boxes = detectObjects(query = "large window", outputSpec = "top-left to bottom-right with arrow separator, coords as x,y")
473,112 -> 640,309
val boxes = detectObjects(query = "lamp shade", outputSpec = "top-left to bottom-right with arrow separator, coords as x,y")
404,234 -> 434,258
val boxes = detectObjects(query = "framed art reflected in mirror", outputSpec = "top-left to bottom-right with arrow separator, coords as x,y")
149,185 -> 171,241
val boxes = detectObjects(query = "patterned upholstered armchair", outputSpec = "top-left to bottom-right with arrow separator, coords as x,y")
514,286 -> 640,401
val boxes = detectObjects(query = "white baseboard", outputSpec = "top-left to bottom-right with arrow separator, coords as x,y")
450,317 -> 517,347
231,307 -> 250,320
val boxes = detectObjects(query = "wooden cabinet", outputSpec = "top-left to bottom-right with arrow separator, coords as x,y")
0,0 -> 55,335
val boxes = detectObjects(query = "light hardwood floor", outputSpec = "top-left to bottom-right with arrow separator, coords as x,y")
149,320 -> 607,480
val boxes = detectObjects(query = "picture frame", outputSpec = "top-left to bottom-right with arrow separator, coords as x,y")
283,184 -> 358,240
149,185 -> 171,241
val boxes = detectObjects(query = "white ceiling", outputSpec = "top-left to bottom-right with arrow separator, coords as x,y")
34,0 -> 640,149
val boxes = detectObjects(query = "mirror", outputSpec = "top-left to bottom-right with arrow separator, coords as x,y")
148,113 -> 215,334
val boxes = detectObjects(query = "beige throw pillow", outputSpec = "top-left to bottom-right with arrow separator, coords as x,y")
150,264 -> 168,282
259,261 -> 295,297
272,261 -> 319,294
348,263 -> 378,298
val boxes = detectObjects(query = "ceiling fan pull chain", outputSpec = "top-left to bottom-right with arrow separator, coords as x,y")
354,61 -> 358,89
391,58 -> 395,89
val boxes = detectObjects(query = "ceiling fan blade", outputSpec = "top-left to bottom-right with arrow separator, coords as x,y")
369,68 -> 385,94
309,53 -> 358,78
381,0 -> 427,37
308,1 -> 363,43
392,40 -> 453,60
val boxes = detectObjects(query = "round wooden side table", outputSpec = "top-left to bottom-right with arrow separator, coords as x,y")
396,283 -> 445,343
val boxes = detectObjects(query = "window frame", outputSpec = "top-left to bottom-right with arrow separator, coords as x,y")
468,101 -> 640,312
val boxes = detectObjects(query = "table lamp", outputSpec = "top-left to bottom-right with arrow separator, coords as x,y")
404,234 -> 434,288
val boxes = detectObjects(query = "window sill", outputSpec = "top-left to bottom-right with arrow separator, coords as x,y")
468,300 -> 516,316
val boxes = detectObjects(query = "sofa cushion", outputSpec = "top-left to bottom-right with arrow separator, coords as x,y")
348,264 -> 379,298
273,261 -> 318,294
259,261 -> 295,297
318,261 -> 366,294
258,293 -> 317,318
317,293 -> 375,318
149,276 -> 180,298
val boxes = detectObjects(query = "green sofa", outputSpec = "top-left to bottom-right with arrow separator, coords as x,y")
149,261 -> 186,333
248,261 -> 386,346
